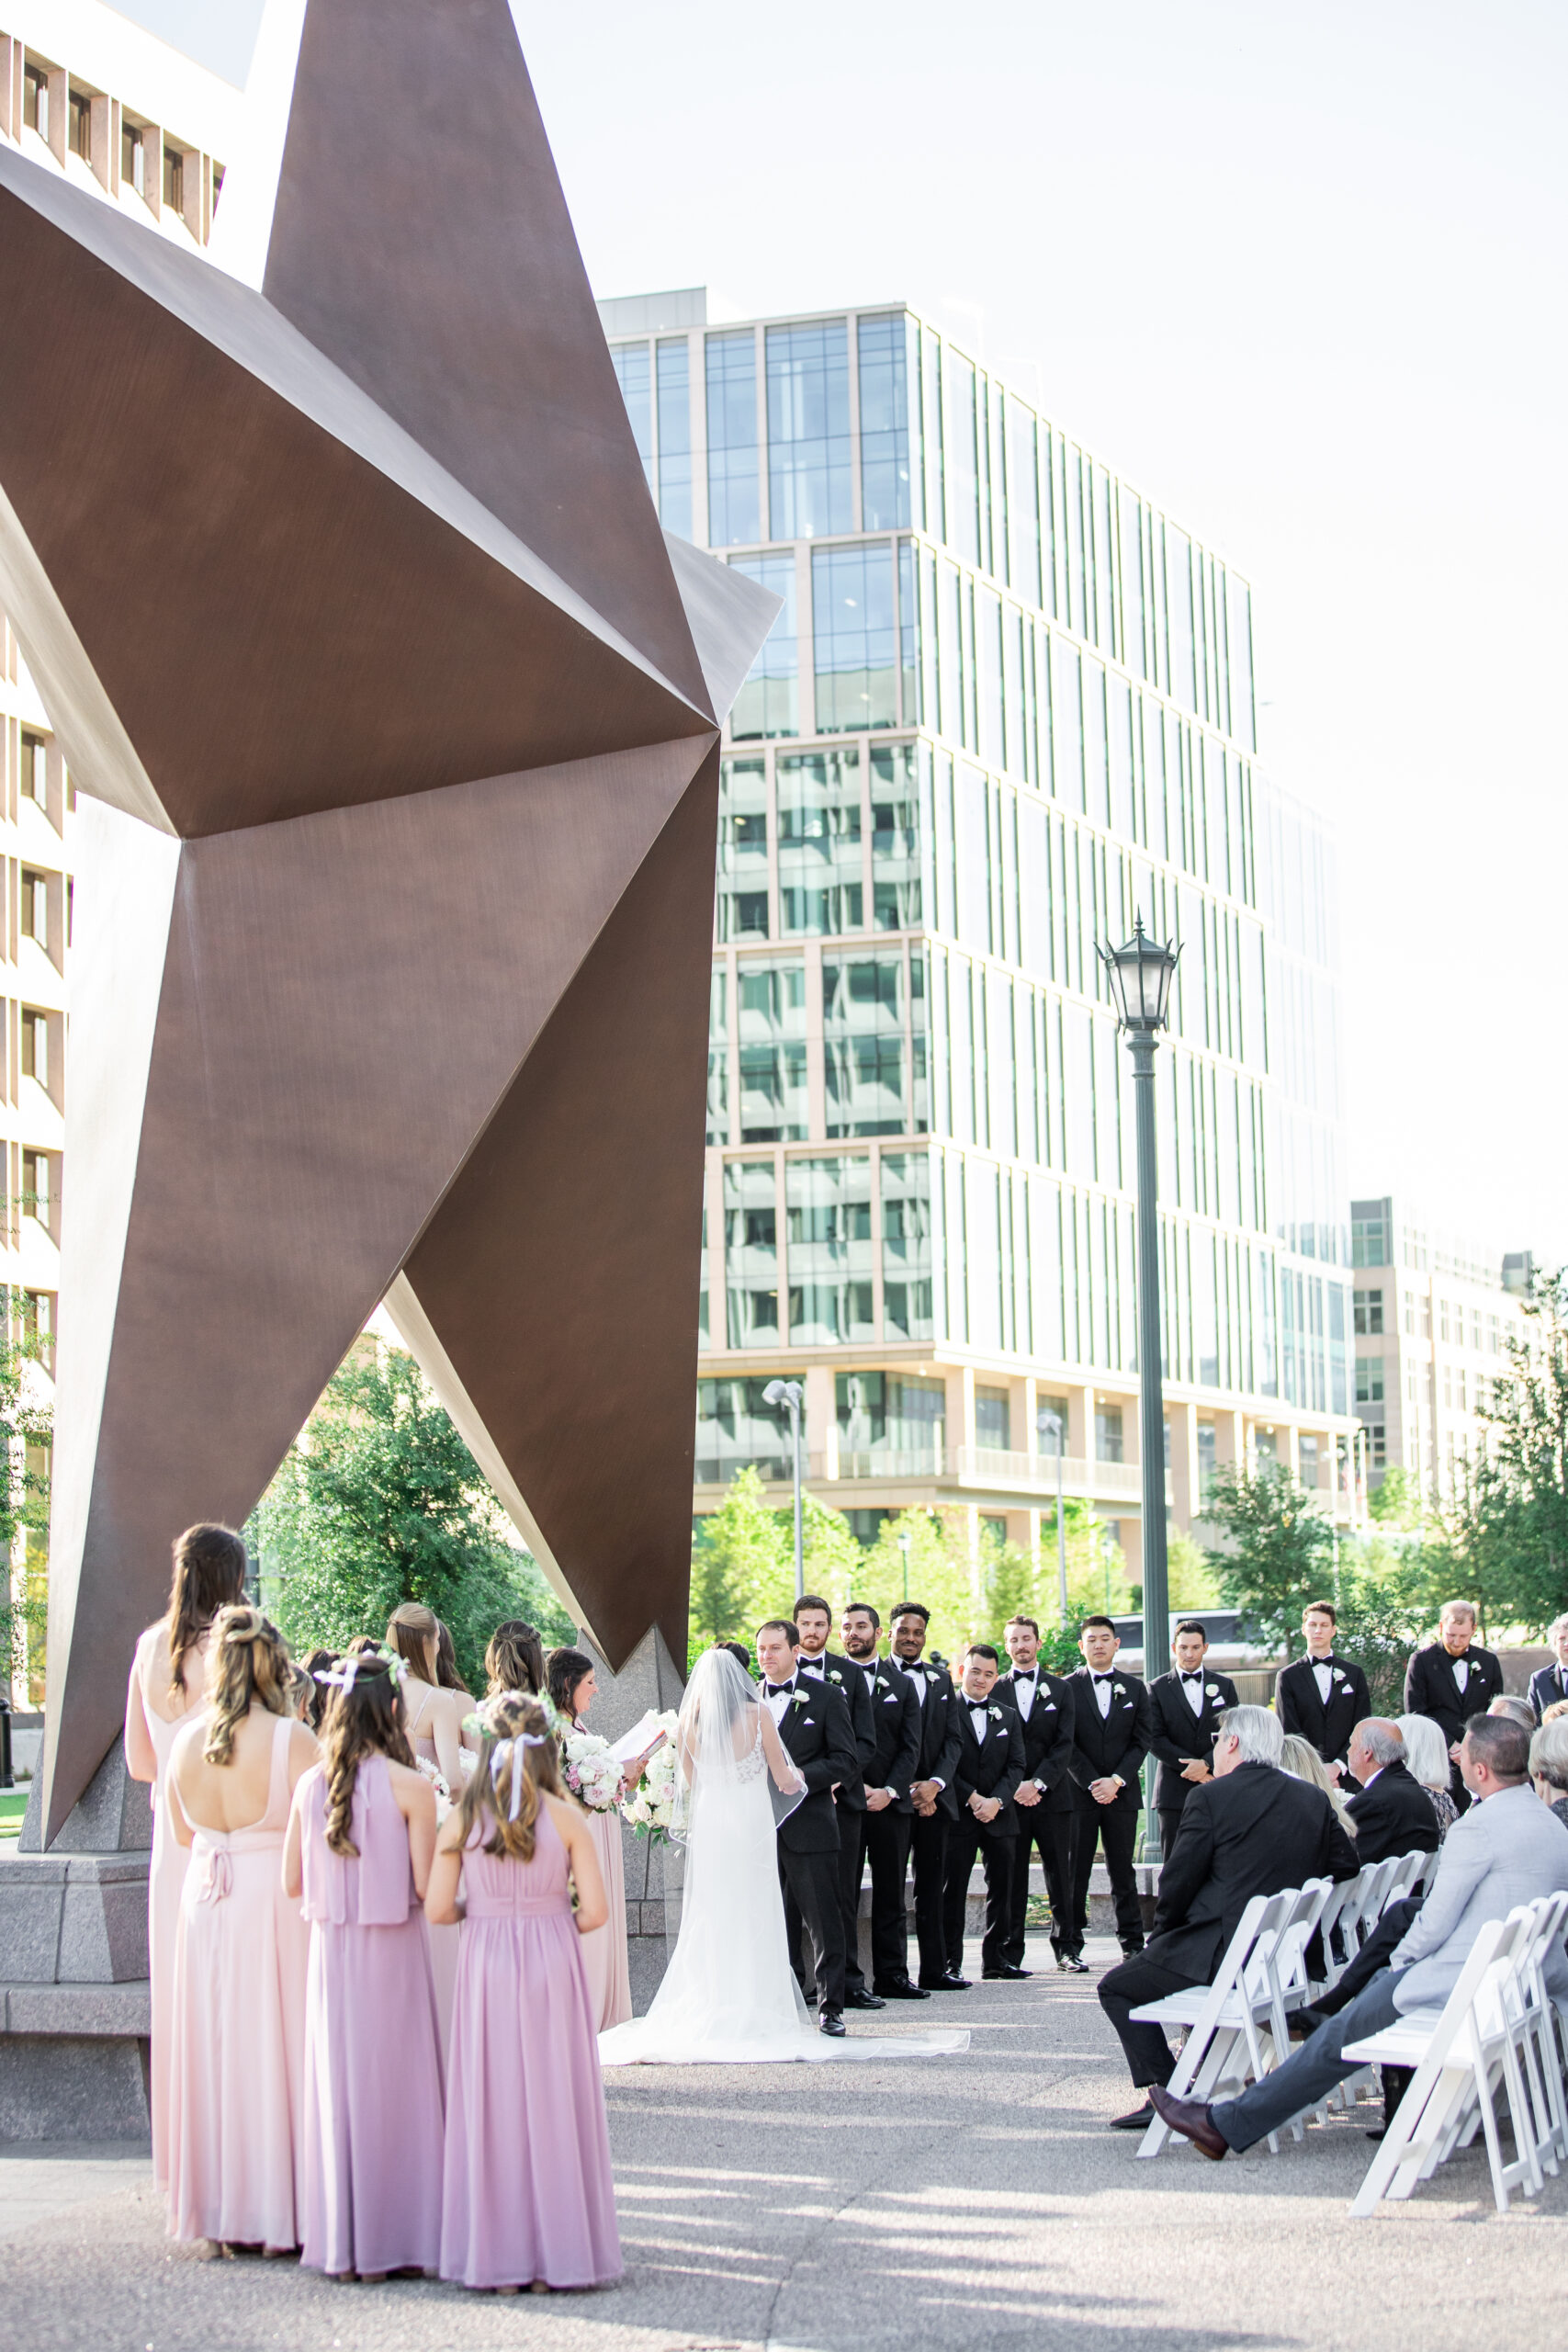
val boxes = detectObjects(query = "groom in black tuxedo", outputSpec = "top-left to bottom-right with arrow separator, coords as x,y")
756,1619 -> 860,2036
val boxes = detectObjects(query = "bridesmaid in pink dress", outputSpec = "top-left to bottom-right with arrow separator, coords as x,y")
164,1608 -> 316,2251
385,1603 -> 468,2051
284,1649 -> 444,2281
428,1692 -> 621,2294
545,1646 -> 641,2032
123,1524 -> 249,2191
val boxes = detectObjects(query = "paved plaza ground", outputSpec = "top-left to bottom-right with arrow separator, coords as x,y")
3,1929 -> 1563,2352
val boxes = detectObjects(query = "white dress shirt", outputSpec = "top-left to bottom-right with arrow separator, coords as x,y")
1012,1668 -> 1036,1720
764,1679 -> 794,1724
1093,1673 -> 1113,1720
968,1702 -> 989,1739
1450,1655 -> 1470,1691
1311,1657 -> 1334,1703
1179,1669 -> 1205,1716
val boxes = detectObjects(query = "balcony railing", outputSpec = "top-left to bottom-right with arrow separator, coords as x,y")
694,1443 -> 1171,1505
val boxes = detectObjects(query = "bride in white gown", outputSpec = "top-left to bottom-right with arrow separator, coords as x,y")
598,1648 -> 967,2066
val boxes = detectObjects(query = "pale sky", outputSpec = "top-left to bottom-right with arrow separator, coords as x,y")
117,0 -> 1568,1269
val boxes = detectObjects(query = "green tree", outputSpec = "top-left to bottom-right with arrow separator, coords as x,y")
254,1343 -> 571,1689
1367,1465 -> 1429,1532
1166,1530 -> 1222,1611
1330,1535 -> 1430,1715
687,1466 -> 793,1654
1452,1271 -> 1568,1634
1203,1463 -> 1337,1656
0,1324 -> 52,1703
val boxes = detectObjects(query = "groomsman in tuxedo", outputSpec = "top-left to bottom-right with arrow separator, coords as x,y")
1529,1615 -> 1568,1720
887,1601 -> 964,1989
942,1644 -> 1027,1980
840,1601 -> 927,2000
793,1594 -> 883,2009
756,1619 -> 860,2036
1274,1602 -> 1371,1779
1404,1600 -> 1505,1814
1147,1620 -> 1238,1864
1067,1615 -> 1154,1959
997,1615 -> 1080,1972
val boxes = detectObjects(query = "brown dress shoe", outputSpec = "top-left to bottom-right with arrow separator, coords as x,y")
1148,2084 -> 1228,2159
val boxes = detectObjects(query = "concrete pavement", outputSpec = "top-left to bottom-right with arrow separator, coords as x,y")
2,1930 -> 1562,2352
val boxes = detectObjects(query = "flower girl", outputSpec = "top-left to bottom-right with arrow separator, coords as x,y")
427,1692 -> 621,2294
283,1648 -> 444,2282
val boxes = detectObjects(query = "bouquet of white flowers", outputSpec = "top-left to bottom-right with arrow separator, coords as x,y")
560,1727 -> 622,1814
620,1709 -> 681,1843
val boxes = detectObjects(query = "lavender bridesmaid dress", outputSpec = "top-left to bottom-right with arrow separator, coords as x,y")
439,1804 -> 621,2290
297,1754 -> 445,2278
167,1713 -> 310,2249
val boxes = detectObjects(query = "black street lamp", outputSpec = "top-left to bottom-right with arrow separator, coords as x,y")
1098,917 -> 1180,1862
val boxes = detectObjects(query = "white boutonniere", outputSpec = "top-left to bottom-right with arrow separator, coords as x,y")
829,1668 -> 842,1683
1113,1682 -> 1126,1698
1331,1668 -> 1345,1683
791,1690 -> 809,1710
988,1705 -> 1003,1722
1205,1683 -> 1220,1698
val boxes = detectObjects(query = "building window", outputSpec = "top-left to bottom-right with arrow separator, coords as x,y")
705,332 -> 758,548
695,1374 -> 793,1484
778,750 -> 862,935
120,118 -> 147,195
1197,1419 -> 1217,1498
837,1371 -> 945,1468
766,321 -> 852,542
163,144 -> 185,214
857,314 -> 912,532
1351,1213 -> 1388,1267
1038,1395 -> 1070,1454
824,954 -> 906,1137
20,1288 -> 54,1364
736,959 -> 807,1142
21,1010 -> 49,1088
1298,1432 -> 1320,1486
610,344 -> 652,496
975,1385 -> 1010,1451
68,87 -> 91,163
870,743 -> 922,932
22,734 -> 47,809
813,543 -> 897,734
1095,1404 -> 1124,1462
881,1154 -> 932,1340
728,555 -> 797,739
20,1148 -> 51,1235
656,338 -> 692,539
1368,1423 -> 1387,1467
1438,1300 -> 1451,1343
21,871 -> 49,952
706,970 -> 728,1146
716,757 -> 769,942
787,1157 -> 874,1345
1355,1356 -> 1384,1405
1353,1286 -> 1383,1336
23,62 -> 48,138
723,1159 -> 778,1347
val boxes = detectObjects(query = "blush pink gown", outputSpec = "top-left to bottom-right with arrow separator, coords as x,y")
128,1638 -> 206,2195
166,1713 -> 310,2249
406,1688 -> 458,2055
297,1755 -> 445,2278
439,1804 -> 621,2290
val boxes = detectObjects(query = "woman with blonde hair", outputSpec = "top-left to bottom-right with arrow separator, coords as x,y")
123,1522 -> 249,2191
484,1617 -> 545,1701
1396,1711 -> 1460,1837
1530,1717 -> 1568,1830
1279,1732 -> 1359,1838
384,1603 -> 468,1791
164,1606 -> 316,2250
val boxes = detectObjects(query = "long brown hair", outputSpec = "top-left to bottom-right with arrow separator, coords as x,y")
434,1618 -> 470,1696
386,1601 -> 439,1686
547,1645 -> 594,1723
201,1605 -> 294,1766
165,1523 -> 247,1704
485,1618 -> 544,1699
450,1693 -> 563,1861
319,1656 -> 414,1858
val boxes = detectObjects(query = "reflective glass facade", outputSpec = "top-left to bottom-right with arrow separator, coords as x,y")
606,296 -> 1358,1561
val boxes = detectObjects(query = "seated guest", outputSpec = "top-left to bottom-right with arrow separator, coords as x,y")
1488,1694 -> 1537,1732
1531,1718 -> 1568,1828
1528,1614 -> 1568,1721
1343,1720 -> 1440,1862
1149,1714 -> 1568,2160
1396,1712 -> 1459,1837
1279,1734 -> 1358,1838
1098,1705 -> 1358,2130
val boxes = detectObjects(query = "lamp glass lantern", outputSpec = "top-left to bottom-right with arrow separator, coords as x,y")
1099,916 -> 1179,1032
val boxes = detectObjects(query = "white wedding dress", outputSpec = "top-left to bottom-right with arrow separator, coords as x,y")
598,1651 -> 967,2067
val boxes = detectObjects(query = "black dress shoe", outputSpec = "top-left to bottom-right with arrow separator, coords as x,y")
818,2008 -> 846,2037
1120,1942 -> 1145,1960
844,1987 -> 886,2010
917,1973 -> 952,1990
1061,1953 -> 1089,1974
982,1963 -> 1032,1980
873,1977 -> 931,2001
941,1969 -> 972,1990
1147,2085 -> 1228,2160
1110,2099 -> 1156,2131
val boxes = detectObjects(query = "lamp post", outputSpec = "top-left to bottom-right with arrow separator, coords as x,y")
1039,1407 -> 1068,1634
763,1378 -> 806,1603
898,1527 -> 911,1602
1098,916 -> 1180,1864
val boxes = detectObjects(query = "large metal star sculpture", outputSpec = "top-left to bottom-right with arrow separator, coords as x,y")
0,0 -> 777,1846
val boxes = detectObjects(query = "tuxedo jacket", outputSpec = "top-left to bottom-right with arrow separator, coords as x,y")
798,1649 -> 875,1810
1530,1662 -> 1568,1722
1344,1757 -> 1441,1864
1067,1667 -> 1153,1812
770,1676 -> 860,1855
1274,1654 -> 1371,1768
1403,1641 -> 1504,1754
950,1695 -> 1026,1839
891,1657 -> 963,1818
1147,1761 -> 1359,1981
996,1665 -> 1077,1812
1147,1668 -> 1239,1814
850,1658 -> 922,1808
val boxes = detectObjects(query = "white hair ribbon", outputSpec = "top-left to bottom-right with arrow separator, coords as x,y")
491,1733 -> 549,1819
313,1657 -> 364,1693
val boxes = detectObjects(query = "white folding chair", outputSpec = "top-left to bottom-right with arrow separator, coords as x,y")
1345,1905 -> 1543,2216
1134,1890 -> 1300,2160
1311,1874 -> 1361,1993
1509,1887 -> 1568,2170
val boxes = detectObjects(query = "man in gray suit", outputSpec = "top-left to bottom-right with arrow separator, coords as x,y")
1149,1713 -> 1568,2158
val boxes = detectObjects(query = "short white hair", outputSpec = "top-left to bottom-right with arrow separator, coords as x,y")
1396,1712 -> 1450,1792
1218,1704 -> 1283,1768
1550,1613 -> 1568,1645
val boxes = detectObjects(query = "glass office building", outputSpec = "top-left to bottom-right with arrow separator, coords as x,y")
601,288 -> 1359,1571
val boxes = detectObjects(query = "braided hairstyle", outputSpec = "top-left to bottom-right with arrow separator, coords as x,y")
165,1523 -> 247,1704
484,1618 -> 544,1699
451,1692 -> 562,1862
319,1655 -> 414,1859
201,1605 -> 293,1767
546,1645 -> 594,1724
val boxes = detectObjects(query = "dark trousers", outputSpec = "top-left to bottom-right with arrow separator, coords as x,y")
779,1841 -> 845,2014
942,1821 -> 1013,1973
837,1805 -> 868,1994
1098,1951 -> 1206,2087
1070,1797 -> 1145,1950
1314,1897 -> 1422,2016
1158,1806 -> 1187,1864
863,1805 -> 915,1986
908,1807 -> 950,1981
1004,1804 -> 1077,1964
1213,1972 -> 1404,2153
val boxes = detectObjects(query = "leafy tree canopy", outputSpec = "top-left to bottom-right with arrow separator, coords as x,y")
0,1322 -> 52,1701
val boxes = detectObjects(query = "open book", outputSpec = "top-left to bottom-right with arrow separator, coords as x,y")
607,1711 -> 669,1767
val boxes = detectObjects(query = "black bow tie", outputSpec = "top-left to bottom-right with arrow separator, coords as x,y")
1180,1671 -> 1203,1683
1310,1656 -> 1335,1668
1091,1672 -> 1115,1684
766,1681 -> 795,1698
1015,1668 -> 1037,1681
